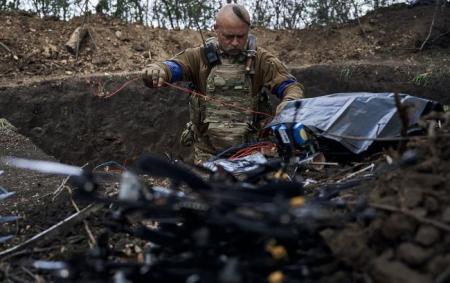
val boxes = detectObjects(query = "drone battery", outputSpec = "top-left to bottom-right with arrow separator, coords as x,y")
292,123 -> 308,146
276,124 -> 291,145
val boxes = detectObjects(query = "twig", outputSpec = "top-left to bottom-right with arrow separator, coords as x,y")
0,41 -> 13,54
20,266 -> 36,281
0,204 -> 102,258
370,203 -> 450,232
67,201 -> 96,249
420,0 -> 441,51
432,31 -> 450,42
87,27 -> 98,50
52,162 -> 88,201
52,175 -> 70,201
338,164 -> 375,182
67,234 -> 85,244
66,186 -> 96,248
309,162 -> 339,166
1,246 -> 60,261
317,176 -> 372,200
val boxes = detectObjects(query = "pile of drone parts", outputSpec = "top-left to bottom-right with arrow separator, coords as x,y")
0,92 -> 447,283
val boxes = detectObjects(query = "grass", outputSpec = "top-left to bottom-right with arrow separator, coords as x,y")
411,72 -> 431,87
0,118 -> 17,131
340,67 -> 353,81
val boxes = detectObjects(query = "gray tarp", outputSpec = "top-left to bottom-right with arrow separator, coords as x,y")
269,93 -> 438,154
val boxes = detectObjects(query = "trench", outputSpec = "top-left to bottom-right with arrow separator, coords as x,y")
0,62 -> 448,166
0,73 -> 192,165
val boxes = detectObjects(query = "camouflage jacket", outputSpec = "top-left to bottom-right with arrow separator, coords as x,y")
156,38 -> 304,112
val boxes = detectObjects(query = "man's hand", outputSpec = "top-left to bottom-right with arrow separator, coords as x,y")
142,64 -> 166,88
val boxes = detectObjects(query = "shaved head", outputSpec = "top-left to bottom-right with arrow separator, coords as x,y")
215,4 -> 251,28
214,4 -> 251,55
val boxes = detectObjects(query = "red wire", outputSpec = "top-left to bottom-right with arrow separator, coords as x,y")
90,77 -> 278,158
229,142 -> 275,160
230,146 -> 271,159
103,77 -> 141,98
93,76 -> 273,119
93,76 -> 274,141
163,81 -> 274,118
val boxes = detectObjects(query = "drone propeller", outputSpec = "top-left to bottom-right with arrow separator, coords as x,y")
1,157 -> 83,176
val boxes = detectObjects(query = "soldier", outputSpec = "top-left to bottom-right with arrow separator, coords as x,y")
143,3 -> 304,162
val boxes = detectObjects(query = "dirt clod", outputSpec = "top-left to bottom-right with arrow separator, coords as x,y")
371,256 -> 433,283
415,225 -> 441,246
397,242 -> 433,266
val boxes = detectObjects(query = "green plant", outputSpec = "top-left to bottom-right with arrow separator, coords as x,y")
0,118 -> 17,131
340,67 -> 352,81
411,72 -> 430,87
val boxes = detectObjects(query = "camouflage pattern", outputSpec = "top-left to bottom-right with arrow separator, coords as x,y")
205,56 -> 256,140
193,143 -> 214,163
188,55 -> 258,162
179,38 -> 258,162
180,121 -> 194,146
159,37 -> 305,162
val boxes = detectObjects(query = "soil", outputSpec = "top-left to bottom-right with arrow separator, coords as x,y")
0,4 -> 449,83
1,3 -> 450,282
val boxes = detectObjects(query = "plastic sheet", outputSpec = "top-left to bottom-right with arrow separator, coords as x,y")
269,93 -> 440,154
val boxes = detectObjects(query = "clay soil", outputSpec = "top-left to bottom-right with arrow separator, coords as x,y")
1,3 -> 450,283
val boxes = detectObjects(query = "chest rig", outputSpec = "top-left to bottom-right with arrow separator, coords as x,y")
202,36 -> 258,150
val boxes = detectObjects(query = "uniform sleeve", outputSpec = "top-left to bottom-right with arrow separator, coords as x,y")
156,47 -> 203,83
255,48 -> 304,113
275,83 -> 304,113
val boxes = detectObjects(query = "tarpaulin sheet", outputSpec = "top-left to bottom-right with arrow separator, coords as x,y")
268,93 -> 439,154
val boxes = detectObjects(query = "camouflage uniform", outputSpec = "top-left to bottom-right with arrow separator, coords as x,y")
156,37 -> 304,162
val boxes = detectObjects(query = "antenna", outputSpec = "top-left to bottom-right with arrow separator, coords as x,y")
196,21 -> 206,46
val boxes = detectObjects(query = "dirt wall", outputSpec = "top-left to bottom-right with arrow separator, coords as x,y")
295,63 -> 450,103
0,74 -> 191,165
0,62 -> 447,165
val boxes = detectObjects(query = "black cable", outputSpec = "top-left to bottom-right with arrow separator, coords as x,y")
137,154 -> 211,191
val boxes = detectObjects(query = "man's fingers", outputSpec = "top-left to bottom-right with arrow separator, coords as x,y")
142,70 -> 153,88
157,77 -> 165,87
151,69 -> 158,87
142,65 -> 166,88
143,69 -> 159,88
